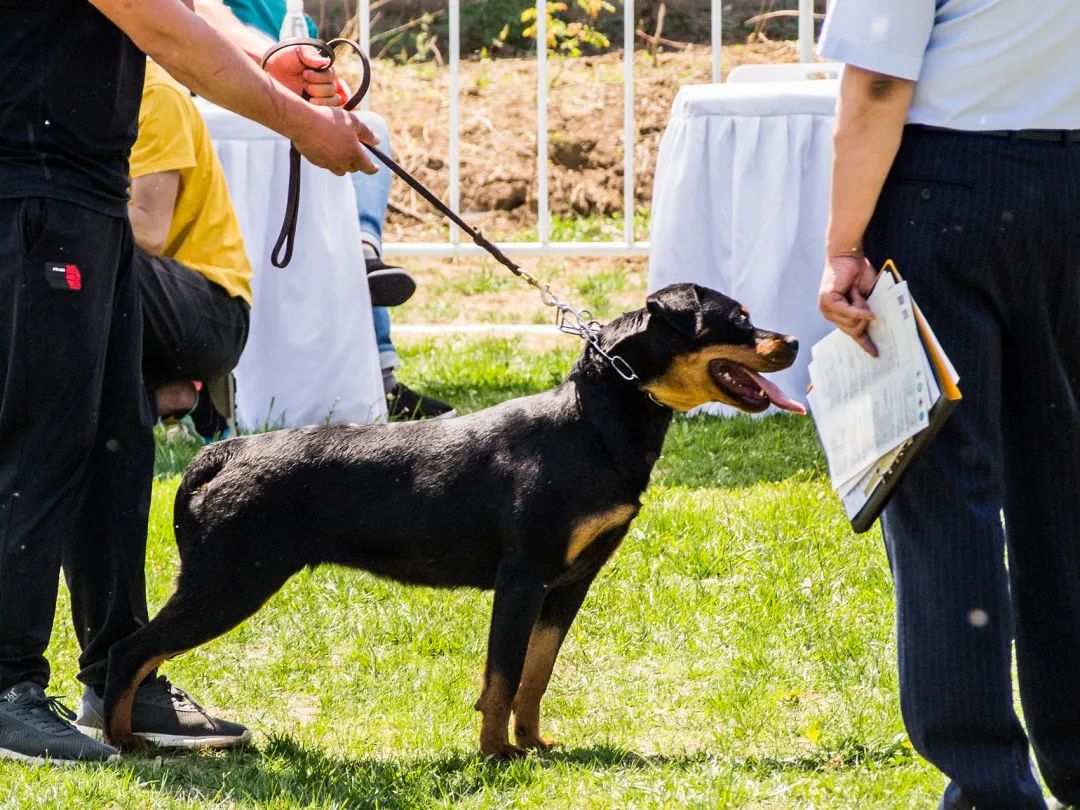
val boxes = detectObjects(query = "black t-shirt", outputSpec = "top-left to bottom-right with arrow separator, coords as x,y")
0,0 -> 145,217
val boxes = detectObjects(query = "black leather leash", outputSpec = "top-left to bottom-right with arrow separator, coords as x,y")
261,36 -> 522,280
260,38 -> 638,380
261,37 -> 368,268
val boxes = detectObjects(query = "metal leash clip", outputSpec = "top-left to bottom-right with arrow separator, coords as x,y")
554,294 -> 639,382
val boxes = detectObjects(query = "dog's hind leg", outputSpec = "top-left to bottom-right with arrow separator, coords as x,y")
475,560 -> 548,760
512,571 -> 597,750
103,558 -> 293,751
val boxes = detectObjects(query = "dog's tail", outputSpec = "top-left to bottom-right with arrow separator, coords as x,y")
173,439 -> 241,559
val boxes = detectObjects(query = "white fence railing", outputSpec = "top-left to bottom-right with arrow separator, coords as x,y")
381,1 -> 818,259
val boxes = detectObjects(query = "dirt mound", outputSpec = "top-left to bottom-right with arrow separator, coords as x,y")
338,41 -> 799,242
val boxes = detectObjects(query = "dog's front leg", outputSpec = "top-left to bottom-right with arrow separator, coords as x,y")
475,559 -> 548,760
513,570 -> 597,750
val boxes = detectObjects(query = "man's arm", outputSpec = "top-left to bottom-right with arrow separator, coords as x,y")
193,0 -> 338,107
90,0 -> 375,175
818,65 -> 915,356
129,172 -> 180,255
193,0 -> 274,56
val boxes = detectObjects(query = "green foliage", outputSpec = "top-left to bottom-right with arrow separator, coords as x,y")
504,211 -> 651,243
382,12 -> 444,65
521,0 -> 616,57
460,0 -> 532,54
153,422 -> 203,479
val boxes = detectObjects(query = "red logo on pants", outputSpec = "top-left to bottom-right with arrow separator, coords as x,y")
44,262 -> 82,291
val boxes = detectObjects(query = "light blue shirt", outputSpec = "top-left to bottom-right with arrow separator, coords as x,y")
819,0 -> 1080,130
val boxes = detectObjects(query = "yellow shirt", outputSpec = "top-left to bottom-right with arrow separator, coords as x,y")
129,62 -> 253,305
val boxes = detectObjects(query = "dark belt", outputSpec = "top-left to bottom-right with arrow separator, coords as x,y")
910,123 -> 1080,144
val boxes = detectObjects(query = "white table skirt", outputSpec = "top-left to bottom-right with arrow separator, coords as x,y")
648,80 -> 838,415
196,99 -> 386,430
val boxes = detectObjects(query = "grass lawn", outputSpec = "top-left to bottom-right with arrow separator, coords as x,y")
0,336 -> 943,808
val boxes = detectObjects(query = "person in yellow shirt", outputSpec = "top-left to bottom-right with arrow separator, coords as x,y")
128,60 -> 252,438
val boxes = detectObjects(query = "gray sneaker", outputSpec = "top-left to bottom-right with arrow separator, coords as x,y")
0,682 -> 118,765
76,675 -> 251,750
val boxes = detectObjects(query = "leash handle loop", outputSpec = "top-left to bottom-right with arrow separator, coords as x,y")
260,38 -> 371,268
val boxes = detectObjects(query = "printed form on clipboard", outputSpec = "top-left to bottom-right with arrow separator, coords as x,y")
807,260 -> 961,533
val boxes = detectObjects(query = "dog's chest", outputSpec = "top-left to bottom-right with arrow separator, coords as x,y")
556,504 -> 639,581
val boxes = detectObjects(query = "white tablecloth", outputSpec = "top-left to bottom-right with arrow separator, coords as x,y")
648,80 -> 838,415
196,99 -> 386,430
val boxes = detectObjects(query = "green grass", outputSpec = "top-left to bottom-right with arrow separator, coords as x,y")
2,337 -> 944,808
502,212 -> 652,244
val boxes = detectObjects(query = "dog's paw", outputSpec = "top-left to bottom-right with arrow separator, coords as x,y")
106,731 -> 148,754
514,731 -> 559,751
481,742 -> 526,761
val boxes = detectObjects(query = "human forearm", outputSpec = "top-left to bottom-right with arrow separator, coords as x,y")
128,204 -> 167,255
91,0 -> 308,142
193,0 -> 274,60
827,66 -> 915,256
92,0 -> 374,174
190,0 -> 340,106
128,172 -> 180,255
818,66 -> 915,355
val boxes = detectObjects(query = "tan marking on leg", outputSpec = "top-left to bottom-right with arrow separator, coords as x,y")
513,623 -> 564,749
107,654 -> 172,752
476,672 -> 522,760
565,504 -> 637,565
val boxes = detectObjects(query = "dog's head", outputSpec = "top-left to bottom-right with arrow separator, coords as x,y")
599,283 -> 805,414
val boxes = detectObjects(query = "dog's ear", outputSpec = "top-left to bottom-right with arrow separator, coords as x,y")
646,284 -> 705,338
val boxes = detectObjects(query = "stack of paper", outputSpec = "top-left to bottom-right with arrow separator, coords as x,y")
807,262 -> 960,533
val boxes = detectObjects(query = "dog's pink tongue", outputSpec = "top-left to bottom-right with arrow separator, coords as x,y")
748,371 -> 807,415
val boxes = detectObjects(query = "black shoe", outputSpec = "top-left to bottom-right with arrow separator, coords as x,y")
0,682 -> 118,765
386,382 -> 456,420
76,676 -> 250,750
366,257 -> 416,307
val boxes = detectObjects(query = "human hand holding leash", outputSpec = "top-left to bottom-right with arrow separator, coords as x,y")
290,106 -> 379,176
263,38 -> 379,176
264,44 -> 340,107
91,0 -> 374,179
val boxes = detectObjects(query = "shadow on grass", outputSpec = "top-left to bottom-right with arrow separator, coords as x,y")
120,737 -> 714,809
119,733 -> 913,808
736,737 -> 915,777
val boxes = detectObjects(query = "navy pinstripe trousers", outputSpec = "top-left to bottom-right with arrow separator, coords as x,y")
864,126 -> 1080,809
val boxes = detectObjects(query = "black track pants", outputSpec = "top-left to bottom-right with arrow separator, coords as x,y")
0,197 -> 153,690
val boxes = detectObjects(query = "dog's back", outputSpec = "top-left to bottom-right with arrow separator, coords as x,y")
169,392 -> 586,587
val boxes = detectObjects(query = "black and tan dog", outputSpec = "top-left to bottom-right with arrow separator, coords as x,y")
103,283 -> 804,758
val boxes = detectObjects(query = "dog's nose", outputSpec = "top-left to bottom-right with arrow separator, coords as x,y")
784,335 -> 799,355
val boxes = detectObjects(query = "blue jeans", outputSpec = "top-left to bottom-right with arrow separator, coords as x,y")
865,127 -> 1080,810
351,111 -> 398,371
